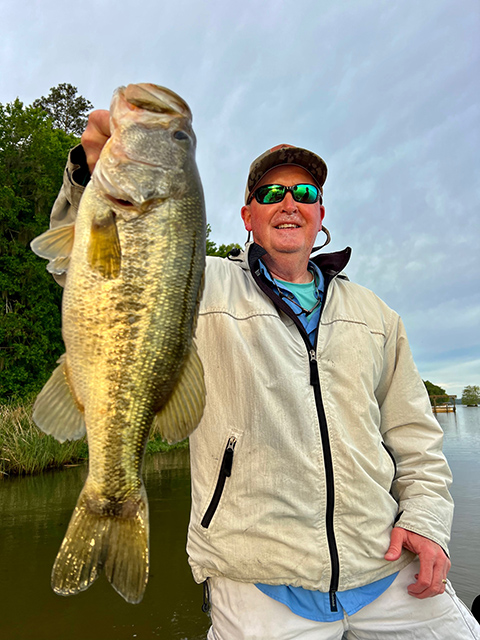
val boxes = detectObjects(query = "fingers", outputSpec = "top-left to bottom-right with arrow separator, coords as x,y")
385,528 -> 452,598
384,526 -> 406,561
81,110 -> 111,174
407,554 -> 451,598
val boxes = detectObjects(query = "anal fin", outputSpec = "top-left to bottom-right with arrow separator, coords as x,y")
152,341 -> 206,444
33,354 -> 86,442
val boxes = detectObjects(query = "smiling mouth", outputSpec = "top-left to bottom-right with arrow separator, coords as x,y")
275,223 -> 300,229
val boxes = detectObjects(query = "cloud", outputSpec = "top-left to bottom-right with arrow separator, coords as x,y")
1,0 -> 479,395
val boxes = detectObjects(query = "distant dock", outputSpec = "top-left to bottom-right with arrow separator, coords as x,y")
432,404 -> 456,413
431,395 -> 457,414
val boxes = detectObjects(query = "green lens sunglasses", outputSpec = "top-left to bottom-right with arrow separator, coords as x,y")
249,183 -> 322,205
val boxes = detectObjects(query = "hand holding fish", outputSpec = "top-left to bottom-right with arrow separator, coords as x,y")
81,109 -> 110,174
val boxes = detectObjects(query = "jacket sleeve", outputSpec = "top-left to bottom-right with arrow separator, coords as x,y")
49,145 -> 89,286
377,313 -> 454,555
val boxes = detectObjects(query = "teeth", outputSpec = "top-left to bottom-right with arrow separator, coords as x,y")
276,224 -> 299,229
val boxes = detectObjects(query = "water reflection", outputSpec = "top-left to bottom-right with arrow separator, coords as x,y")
0,449 -> 209,640
1,408 -> 479,639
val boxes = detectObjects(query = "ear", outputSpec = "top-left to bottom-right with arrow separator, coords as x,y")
241,205 -> 252,232
318,205 -> 325,230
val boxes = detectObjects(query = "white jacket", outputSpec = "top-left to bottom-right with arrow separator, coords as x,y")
188,243 -> 453,598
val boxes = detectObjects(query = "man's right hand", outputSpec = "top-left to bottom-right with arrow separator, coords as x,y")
81,110 -> 111,174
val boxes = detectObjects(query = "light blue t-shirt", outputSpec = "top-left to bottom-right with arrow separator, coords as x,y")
256,259 -> 398,621
258,260 -> 323,347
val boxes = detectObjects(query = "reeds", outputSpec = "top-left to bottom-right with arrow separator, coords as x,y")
0,401 -> 88,477
0,401 -> 188,478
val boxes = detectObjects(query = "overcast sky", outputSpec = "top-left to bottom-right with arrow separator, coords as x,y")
2,0 -> 479,397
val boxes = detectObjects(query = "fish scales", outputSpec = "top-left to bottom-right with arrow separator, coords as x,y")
30,84 -> 206,603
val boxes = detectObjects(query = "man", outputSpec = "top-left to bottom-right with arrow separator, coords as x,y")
49,111 -> 479,639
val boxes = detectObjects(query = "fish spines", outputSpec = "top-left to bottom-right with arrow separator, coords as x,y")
52,482 -> 149,604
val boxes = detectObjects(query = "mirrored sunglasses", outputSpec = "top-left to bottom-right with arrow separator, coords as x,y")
249,183 -> 322,205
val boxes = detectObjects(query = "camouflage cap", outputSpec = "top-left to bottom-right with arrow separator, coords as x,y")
245,144 -> 327,204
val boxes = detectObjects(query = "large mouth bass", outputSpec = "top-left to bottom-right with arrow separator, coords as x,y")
30,84 -> 206,604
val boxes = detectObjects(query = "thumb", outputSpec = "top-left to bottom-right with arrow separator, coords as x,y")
384,527 -> 405,561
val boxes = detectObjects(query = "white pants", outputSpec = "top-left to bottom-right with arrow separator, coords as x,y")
206,561 -> 480,639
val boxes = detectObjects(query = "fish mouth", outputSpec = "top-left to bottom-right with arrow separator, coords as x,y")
104,192 -> 167,212
123,84 -> 192,120
105,195 -> 135,208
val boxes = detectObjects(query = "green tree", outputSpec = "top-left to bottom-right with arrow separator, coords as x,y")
0,98 -> 79,401
32,83 -> 93,137
461,385 -> 480,406
423,380 -> 449,405
206,223 -> 242,257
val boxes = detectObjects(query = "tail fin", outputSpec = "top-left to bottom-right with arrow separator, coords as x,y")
52,483 -> 149,604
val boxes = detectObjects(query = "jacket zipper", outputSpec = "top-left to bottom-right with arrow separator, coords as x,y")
201,436 -> 237,528
308,278 -> 340,611
309,347 -> 340,611
249,251 -> 341,611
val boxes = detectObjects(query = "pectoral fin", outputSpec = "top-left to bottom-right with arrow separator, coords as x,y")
87,209 -> 121,279
152,342 -> 206,444
33,354 -> 86,442
47,255 -> 71,275
30,224 -> 75,275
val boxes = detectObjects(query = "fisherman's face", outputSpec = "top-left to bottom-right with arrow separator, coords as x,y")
241,165 -> 325,262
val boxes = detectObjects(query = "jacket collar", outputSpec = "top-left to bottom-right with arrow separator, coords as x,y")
310,246 -> 351,279
237,242 -> 351,281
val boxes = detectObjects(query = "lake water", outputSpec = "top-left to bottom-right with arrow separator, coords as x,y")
436,406 -> 480,607
0,407 -> 478,639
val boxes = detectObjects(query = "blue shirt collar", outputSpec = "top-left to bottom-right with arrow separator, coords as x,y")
258,260 -> 325,298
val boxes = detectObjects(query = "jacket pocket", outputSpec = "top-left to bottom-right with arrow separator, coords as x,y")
201,436 -> 237,528
381,441 -> 397,475
382,441 -> 398,500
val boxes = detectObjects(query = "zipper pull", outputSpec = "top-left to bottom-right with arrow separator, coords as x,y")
309,350 -> 319,386
222,436 -> 237,477
202,579 -> 211,613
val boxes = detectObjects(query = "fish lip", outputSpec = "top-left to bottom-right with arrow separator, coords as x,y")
105,194 -> 136,208
104,193 -> 168,213
123,83 -> 192,119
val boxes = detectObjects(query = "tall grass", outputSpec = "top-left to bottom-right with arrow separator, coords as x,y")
0,402 -> 87,477
0,401 -> 188,478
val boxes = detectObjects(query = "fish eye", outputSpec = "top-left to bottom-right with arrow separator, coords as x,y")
173,130 -> 190,141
